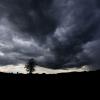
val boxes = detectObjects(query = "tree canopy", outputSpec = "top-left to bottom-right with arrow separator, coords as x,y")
25,59 -> 36,74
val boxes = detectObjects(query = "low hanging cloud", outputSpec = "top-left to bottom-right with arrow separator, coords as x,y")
0,0 -> 100,70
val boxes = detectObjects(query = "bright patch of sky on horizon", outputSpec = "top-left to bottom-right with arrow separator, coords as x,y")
0,65 -> 89,74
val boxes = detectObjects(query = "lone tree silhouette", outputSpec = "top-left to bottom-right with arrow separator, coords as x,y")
25,58 -> 36,74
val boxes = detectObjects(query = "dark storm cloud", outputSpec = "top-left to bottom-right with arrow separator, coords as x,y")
0,0 -> 100,70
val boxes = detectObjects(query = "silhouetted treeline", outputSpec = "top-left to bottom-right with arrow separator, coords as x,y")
0,70 -> 100,80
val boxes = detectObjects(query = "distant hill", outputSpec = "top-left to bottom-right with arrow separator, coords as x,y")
0,70 -> 99,80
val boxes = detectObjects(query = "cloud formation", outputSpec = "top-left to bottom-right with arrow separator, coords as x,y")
0,0 -> 100,70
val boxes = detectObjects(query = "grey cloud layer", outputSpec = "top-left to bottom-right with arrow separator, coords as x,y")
0,0 -> 100,70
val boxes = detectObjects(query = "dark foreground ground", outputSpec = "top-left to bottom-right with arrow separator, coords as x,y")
0,70 -> 100,80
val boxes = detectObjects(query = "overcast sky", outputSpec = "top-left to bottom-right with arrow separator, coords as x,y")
0,0 -> 100,73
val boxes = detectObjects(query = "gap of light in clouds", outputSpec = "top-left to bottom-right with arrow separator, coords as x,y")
0,64 -> 89,74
